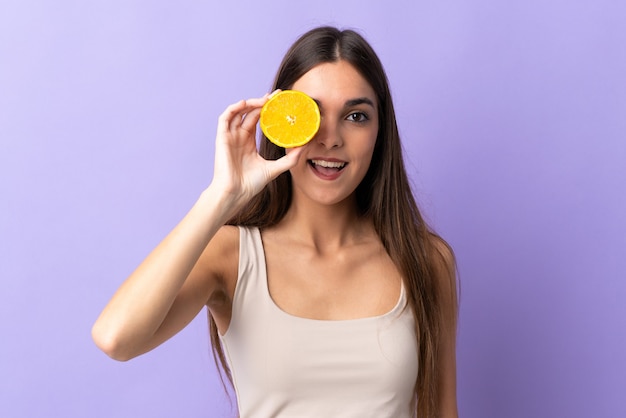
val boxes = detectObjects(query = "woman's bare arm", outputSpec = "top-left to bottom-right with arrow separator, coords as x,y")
91,95 -> 303,361
91,189 -> 234,361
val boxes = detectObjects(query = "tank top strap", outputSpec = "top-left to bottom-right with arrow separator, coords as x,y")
227,227 -> 271,333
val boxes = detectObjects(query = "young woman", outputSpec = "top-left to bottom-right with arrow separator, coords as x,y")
92,26 -> 458,417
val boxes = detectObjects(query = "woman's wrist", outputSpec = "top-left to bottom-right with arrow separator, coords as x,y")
197,183 -> 246,225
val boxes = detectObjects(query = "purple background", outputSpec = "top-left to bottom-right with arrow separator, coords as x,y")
1,1 -> 625,417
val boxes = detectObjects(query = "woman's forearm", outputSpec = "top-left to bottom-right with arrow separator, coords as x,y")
91,185 -> 238,360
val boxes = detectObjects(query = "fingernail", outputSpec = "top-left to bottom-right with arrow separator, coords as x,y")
268,89 -> 281,98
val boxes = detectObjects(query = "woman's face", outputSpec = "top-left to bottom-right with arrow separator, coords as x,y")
287,60 -> 379,208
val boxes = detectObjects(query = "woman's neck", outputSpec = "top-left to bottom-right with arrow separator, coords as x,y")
275,195 -> 375,253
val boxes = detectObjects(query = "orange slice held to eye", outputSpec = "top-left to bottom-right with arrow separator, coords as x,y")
259,90 -> 321,148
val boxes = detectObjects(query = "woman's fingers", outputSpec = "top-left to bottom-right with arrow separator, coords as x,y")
240,106 -> 262,133
217,100 -> 243,139
217,95 -> 269,137
238,96 -> 271,133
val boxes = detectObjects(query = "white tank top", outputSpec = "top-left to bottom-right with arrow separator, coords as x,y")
220,227 -> 418,417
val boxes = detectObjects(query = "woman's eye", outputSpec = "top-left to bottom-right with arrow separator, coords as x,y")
346,112 -> 369,123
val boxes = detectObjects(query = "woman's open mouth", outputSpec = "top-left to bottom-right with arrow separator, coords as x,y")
308,159 -> 347,180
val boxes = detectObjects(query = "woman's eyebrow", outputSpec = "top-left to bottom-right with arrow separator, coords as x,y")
345,97 -> 375,108
311,97 -> 376,109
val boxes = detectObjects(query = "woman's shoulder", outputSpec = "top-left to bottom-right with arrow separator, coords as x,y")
216,224 -> 241,242
195,225 -> 240,290
208,225 -> 240,256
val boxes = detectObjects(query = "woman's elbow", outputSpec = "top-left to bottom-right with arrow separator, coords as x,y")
91,322 -> 136,362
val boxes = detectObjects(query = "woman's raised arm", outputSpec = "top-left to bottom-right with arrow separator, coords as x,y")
91,95 -> 303,361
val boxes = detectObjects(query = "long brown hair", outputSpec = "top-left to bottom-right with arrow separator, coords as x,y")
210,26 -> 455,417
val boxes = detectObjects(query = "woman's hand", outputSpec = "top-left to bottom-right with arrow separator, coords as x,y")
211,94 -> 304,210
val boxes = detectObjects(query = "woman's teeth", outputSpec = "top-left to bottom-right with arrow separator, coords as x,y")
310,160 -> 346,169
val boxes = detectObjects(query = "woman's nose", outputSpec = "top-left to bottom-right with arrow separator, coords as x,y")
315,118 -> 343,149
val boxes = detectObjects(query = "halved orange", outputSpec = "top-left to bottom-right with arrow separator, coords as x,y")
260,90 -> 320,148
